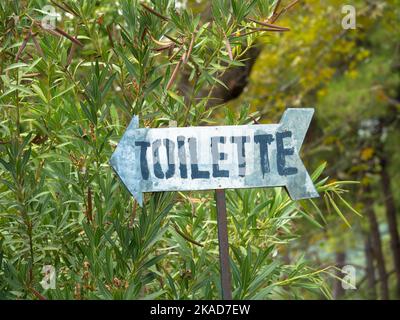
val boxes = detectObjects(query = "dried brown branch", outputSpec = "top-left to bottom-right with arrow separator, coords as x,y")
50,0 -> 73,16
224,33 -> 233,60
29,287 -> 47,300
247,26 -> 290,33
271,0 -> 300,23
31,34 -> 44,58
269,0 -> 282,22
66,42 -> 77,65
246,17 -> 290,31
50,0 -> 79,16
164,34 -> 183,45
140,3 -> 169,21
183,32 -> 196,64
168,45 -> 183,61
149,33 -> 174,47
15,31 -> 31,62
35,20 -> 84,47
173,223 -> 204,247
54,27 -> 83,47
85,187 -> 93,222
106,25 -> 115,48
166,58 -> 183,90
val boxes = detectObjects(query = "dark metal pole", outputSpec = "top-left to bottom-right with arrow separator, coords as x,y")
215,189 -> 232,300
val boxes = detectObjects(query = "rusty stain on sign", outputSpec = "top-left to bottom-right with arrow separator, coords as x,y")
110,108 -> 319,206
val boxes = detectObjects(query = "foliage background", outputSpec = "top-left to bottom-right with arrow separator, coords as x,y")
0,0 -> 399,300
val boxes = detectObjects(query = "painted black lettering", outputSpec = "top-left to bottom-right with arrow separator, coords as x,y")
152,139 -> 164,179
188,137 -> 210,179
276,131 -> 298,176
211,136 -> 229,178
135,141 -> 150,180
177,136 -> 188,178
231,136 -> 250,177
164,138 -> 175,179
254,134 -> 274,178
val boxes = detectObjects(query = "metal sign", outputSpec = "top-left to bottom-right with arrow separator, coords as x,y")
110,108 -> 319,206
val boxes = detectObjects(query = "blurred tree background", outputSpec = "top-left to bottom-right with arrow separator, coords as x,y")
0,0 -> 398,300
229,0 -> 400,299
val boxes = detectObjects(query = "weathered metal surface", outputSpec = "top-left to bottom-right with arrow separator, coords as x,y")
215,189 -> 233,300
110,108 -> 319,206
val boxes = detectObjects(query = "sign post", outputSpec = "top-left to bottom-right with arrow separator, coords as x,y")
110,108 -> 319,299
215,189 -> 233,300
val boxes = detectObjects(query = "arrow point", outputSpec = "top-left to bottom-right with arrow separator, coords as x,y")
127,115 -> 139,130
110,114 -> 143,206
280,108 -> 314,124
278,108 -> 319,200
285,170 -> 319,200
280,108 -> 314,151
110,152 -> 144,206
134,192 -> 143,207
286,185 -> 319,200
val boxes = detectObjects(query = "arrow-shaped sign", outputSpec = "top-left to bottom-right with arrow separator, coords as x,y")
110,108 -> 319,206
